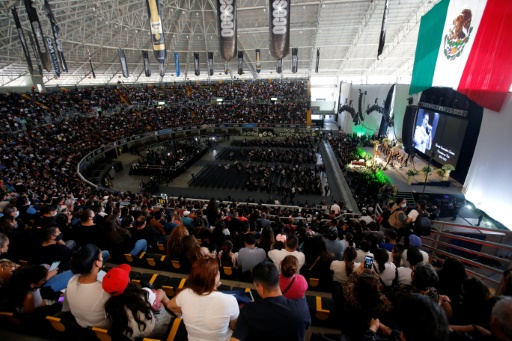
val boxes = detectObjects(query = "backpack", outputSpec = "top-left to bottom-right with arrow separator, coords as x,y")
387,209 -> 406,229
413,210 -> 432,236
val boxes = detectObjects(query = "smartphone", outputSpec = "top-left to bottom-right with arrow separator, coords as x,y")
49,261 -> 60,271
363,256 -> 374,269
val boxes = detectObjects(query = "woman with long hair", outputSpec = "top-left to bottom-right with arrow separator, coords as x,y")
205,198 -> 219,227
103,264 -> 172,340
218,240 -> 237,268
101,215 -> 147,261
0,265 -> 49,313
166,224 -> 189,260
300,235 -> 334,289
391,243 -> 405,268
167,257 -> 239,341
257,225 -> 275,255
373,247 -> 397,287
330,246 -> 360,285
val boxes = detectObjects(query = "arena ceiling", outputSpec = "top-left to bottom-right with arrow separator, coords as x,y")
0,0 -> 440,87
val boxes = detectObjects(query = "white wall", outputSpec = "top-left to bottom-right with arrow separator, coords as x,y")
463,93 -> 512,229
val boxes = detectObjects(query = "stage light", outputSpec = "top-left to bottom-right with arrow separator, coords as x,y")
485,222 -> 492,226
466,205 -> 472,210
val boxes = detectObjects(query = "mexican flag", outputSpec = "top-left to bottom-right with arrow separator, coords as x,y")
409,0 -> 512,112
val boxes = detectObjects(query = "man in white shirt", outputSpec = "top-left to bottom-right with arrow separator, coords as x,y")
330,201 -> 341,215
268,234 -> 305,273
354,240 -> 374,263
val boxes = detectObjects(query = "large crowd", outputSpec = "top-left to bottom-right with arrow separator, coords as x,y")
0,81 -> 510,341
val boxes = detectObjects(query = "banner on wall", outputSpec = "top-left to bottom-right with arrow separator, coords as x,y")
237,51 -> 243,75
377,0 -> 389,59
43,0 -> 68,72
142,51 -> 151,77
276,58 -> 282,74
89,51 -> 96,78
291,47 -> 298,73
255,49 -> 261,73
145,0 -> 166,64
194,52 -> 200,76
217,0 -> 237,62
24,0 -> 51,71
315,48 -> 320,73
117,48 -> 129,78
410,0 -> 512,112
11,7 -> 34,75
174,52 -> 180,77
207,52 -> 214,76
45,37 -> 60,77
269,0 -> 290,59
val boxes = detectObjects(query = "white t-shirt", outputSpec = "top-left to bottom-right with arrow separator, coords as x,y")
401,249 -> 429,268
331,203 -> 341,215
397,267 -> 413,285
62,274 -> 111,328
176,289 -> 239,341
408,209 -> 420,222
373,262 -> 397,286
330,261 -> 361,283
354,250 -> 374,264
268,249 -> 306,273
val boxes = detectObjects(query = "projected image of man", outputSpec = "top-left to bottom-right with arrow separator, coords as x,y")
413,113 -> 433,153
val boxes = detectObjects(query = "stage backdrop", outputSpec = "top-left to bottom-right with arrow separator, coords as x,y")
463,93 -> 512,230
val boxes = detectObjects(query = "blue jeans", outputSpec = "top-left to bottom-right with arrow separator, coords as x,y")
129,239 -> 148,256
43,270 -> 74,292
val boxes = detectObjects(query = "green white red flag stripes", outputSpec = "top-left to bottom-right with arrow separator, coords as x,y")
410,0 -> 512,112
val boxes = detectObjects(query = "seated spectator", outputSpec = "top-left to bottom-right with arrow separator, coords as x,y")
457,277 -> 494,328
397,246 -> 423,285
73,209 -> 103,247
373,247 -> 397,288
167,224 -> 189,260
36,226 -> 73,271
279,255 -> 308,300
437,257 -> 467,314
103,264 -> 172,340
364,293 -> 449,341
497,268 -> 512,296
231,260 -> 311,341
149,210 -> 166,236
343,266 -> 393,340
63,244 -> 111,328
379,229 -> 398,252
401,235 -> 429,267
218,240 -> 238,268
167,257 -> 239,341
132,216 -> 161,251
391,243 -> 405,268
237,234 -> 266,274
325,226 -> 345,261
485,296 -> 512,341
101,215 -> 147,262
256,225 -> 275,255
268,234 -> 305,273
300,234 -> 334,289
0,265 -> 53,313
355,240 -> 374,263
331,246 -> 360,285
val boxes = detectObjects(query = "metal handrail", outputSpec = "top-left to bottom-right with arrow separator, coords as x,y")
422,220 -> 512,290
